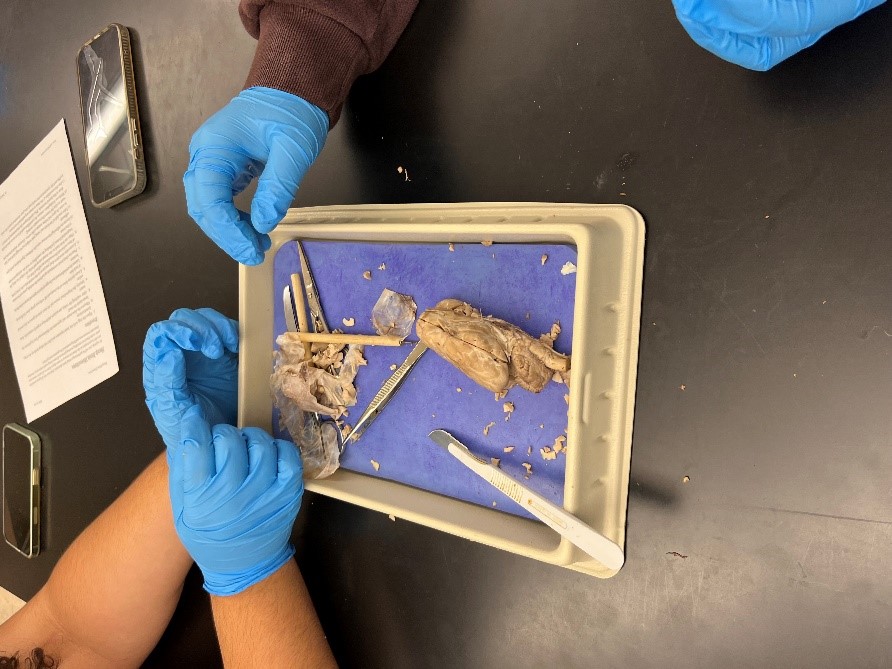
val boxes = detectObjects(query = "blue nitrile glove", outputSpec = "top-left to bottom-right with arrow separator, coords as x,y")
143,308 -> 239,451
673,0 -> 886,70
170,407 -> 304,595
184,87 -> 329,265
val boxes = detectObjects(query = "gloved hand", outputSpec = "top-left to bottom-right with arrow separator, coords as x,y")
171,407 -> 304,595
143,308 -> 239,451
672,0 -> 886,70
184,87 -> 328,265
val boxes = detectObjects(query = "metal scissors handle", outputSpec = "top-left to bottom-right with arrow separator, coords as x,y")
296,241 -> 329,334
344,342 -> 428,443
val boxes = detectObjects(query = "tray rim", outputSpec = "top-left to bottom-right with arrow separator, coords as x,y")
239,202 -> 645,578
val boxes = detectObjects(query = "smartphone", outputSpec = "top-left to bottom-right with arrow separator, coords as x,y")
76,24 -> 146,208
2,424 -> 41,558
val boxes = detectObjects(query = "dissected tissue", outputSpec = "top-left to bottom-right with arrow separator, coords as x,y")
416,299 -> 570,394
371,289 -> 417,339
270,334 -> 367,479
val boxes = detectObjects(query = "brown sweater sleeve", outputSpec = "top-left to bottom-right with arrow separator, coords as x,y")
239,0 -> 418,126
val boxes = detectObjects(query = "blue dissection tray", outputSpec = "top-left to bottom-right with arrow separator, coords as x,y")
272,241 -> 577,517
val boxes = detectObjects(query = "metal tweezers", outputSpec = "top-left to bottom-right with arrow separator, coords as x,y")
343,341 -> 427,443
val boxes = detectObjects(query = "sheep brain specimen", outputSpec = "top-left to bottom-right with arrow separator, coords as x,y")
416,299 -> 569,393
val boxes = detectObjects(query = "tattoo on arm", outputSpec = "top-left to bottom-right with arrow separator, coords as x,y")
0,648 -> 58,668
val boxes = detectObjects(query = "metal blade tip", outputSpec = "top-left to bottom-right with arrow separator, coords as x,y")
428,429 -> 456,449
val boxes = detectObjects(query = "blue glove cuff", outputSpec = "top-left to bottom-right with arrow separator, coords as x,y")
201,543 -> 297,597
244,86 -> 329,130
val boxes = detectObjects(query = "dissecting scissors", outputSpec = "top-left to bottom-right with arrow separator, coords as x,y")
287,240 -> 427,448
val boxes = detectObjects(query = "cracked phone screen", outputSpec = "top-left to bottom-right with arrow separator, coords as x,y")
77,25 -> 136,204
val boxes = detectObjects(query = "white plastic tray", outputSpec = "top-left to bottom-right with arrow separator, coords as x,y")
239,203 -> 645,577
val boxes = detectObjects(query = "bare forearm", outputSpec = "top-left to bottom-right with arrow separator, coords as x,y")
211,560 -> 336,668
38,453 -> 192,663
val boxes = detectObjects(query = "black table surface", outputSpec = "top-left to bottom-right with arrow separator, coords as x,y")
2,1 -> 891,667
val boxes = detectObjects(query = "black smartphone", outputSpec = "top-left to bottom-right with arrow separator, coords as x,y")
76,23 -> 146,208
2,423 -> 41,559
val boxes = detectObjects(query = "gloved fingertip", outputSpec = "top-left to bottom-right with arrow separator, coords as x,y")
144,322 -> 172,348
251,198 -> 282,234
212,423 -> 241,441
202,342 -> 225,359
240,251 -> 265,266
259,234 -> 272,253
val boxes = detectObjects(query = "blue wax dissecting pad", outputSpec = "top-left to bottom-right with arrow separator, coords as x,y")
272,241 -> 577,518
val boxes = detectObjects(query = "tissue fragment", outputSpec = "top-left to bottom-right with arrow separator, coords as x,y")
372,288 -> 417,340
